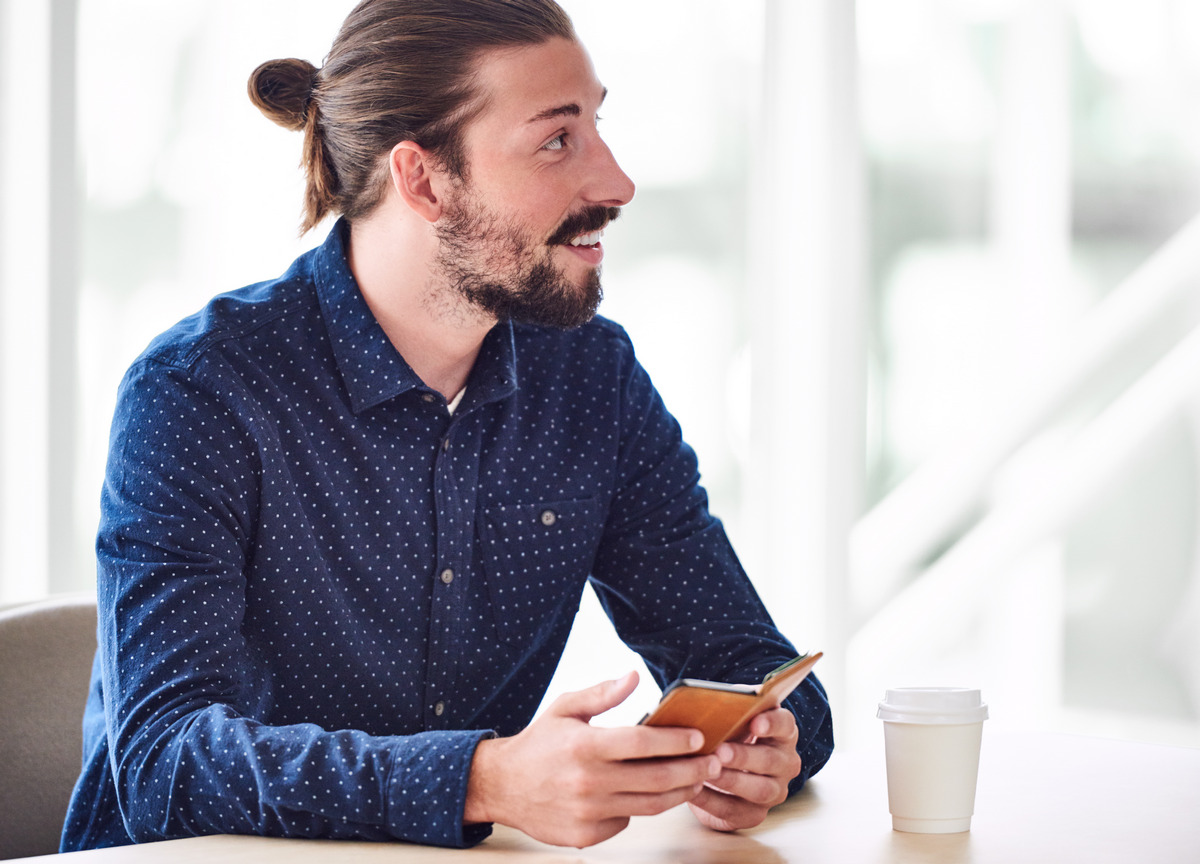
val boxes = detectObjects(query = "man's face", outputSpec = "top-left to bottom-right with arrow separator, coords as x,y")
434,37 -> 636,329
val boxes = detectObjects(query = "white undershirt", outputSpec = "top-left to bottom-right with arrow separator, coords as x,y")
447,387 -> 467,415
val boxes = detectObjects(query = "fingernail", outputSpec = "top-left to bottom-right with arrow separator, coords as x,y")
708,756 -> 722,778
690,731 -> 704,751
716,744 -> 733,763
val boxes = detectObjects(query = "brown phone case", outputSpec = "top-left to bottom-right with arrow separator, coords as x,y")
640,652 -> 823,754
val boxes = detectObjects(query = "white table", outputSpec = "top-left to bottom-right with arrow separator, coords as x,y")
19,732 -> 1200,863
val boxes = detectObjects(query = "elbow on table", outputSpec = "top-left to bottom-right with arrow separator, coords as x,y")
113,754 -> 191,844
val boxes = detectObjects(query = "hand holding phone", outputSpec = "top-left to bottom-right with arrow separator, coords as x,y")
639,652 -> 823,755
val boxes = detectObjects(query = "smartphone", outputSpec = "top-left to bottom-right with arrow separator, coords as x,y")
639,652 -> 823,754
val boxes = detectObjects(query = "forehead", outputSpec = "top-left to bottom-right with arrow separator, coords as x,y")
467,37 -> 605,132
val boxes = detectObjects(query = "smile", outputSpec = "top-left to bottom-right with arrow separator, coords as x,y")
568,230 -> 603,247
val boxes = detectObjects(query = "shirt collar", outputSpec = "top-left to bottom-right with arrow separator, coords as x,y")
312,218 -> 518,415
461,319 -> 518,414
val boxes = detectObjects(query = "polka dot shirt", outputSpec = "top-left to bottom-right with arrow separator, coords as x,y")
62,219 -> 833,852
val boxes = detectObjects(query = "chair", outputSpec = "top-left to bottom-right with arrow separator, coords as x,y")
0,593 -> 97,859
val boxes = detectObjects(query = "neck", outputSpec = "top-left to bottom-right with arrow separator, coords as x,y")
347,212 -> 494,401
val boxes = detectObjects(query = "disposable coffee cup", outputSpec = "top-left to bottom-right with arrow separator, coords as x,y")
877,688 -> 988,834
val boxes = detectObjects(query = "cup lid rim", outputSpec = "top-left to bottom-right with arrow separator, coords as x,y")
876,687 -> 989,723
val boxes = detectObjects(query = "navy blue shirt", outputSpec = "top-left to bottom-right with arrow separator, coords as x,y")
62,220 -> 832,851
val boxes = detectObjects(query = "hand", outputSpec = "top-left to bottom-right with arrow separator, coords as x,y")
687,707 -> 803,832
464,671 -> 722,848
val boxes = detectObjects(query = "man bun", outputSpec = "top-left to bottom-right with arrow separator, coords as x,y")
248,58 -> 319,131
247,0 -> 576,235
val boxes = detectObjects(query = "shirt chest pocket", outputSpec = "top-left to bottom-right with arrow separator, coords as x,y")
478,497 -> 604,648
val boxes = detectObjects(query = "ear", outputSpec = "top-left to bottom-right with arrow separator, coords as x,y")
388,141 -> 445,223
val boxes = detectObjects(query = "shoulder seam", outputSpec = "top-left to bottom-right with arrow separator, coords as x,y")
147,297 -> 306,373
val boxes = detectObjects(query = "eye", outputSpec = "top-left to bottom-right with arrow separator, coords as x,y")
542,133 -> 567,152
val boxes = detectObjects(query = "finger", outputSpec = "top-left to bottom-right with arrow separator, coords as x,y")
688,788 -> 768,832
561,774 -> 713,824
715,739 -> 801,781
616,782 -> 714,817
551,671 -> 640,722
748,707 -> 799,741
564,816 -> 631,849
593,723 -> 706,760
611,754 -> 721,794
705,767 -> 786,807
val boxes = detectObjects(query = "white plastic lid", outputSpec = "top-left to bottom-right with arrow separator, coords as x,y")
876,687 -> 989,724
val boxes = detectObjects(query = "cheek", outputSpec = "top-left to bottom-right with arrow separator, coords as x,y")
503,171 -> 577,228
470,168 -> 577,239
519,190 -> 572,231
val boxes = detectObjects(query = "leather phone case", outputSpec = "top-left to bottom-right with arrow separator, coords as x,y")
640,652 -> 823,754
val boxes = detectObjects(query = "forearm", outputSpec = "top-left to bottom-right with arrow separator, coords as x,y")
782,676 -> 834,793
111,701 -> 493,846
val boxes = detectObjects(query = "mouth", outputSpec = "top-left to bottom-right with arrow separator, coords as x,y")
561,231 -> 605,268
568,229 -> 604,249
547,206 -> 621,249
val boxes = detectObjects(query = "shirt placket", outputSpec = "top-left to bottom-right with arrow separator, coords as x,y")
424,406 -> 481,730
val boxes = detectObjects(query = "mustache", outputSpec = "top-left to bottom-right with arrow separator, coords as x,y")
546,206 -> 622,246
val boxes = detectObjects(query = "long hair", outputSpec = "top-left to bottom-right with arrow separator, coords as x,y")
248,0 -> 576,233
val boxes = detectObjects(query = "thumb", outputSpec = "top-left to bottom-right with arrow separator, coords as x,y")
550,670 -> 639,722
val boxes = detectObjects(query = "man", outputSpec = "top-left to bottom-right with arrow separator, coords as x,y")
63,0 -> 832,851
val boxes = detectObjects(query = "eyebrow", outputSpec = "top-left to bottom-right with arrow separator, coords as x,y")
526,87 -> 608,124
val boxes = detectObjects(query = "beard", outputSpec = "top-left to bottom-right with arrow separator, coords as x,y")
434,185 -> 619,331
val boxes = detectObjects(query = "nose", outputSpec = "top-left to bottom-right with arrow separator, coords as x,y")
587,138 -> 636,207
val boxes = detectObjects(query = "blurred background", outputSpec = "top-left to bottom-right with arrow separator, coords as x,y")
2,0 -> 1199,750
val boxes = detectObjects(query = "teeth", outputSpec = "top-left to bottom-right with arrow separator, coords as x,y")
569,230 -> 603,247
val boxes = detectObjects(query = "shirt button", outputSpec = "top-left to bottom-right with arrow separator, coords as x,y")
422,393 -> 436,403
540,509 -> 557,527
442,438 -> 450,452
434,701 -> 445,717
440,568 -> 454,585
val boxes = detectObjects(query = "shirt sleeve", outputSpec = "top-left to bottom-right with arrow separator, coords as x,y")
95,358 -> 492,848
588,332 -> 834,791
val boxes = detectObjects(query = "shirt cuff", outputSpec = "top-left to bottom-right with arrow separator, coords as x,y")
384,728 -> 496,848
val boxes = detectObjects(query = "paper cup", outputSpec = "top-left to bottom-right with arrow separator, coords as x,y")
877,688 -> 988,833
